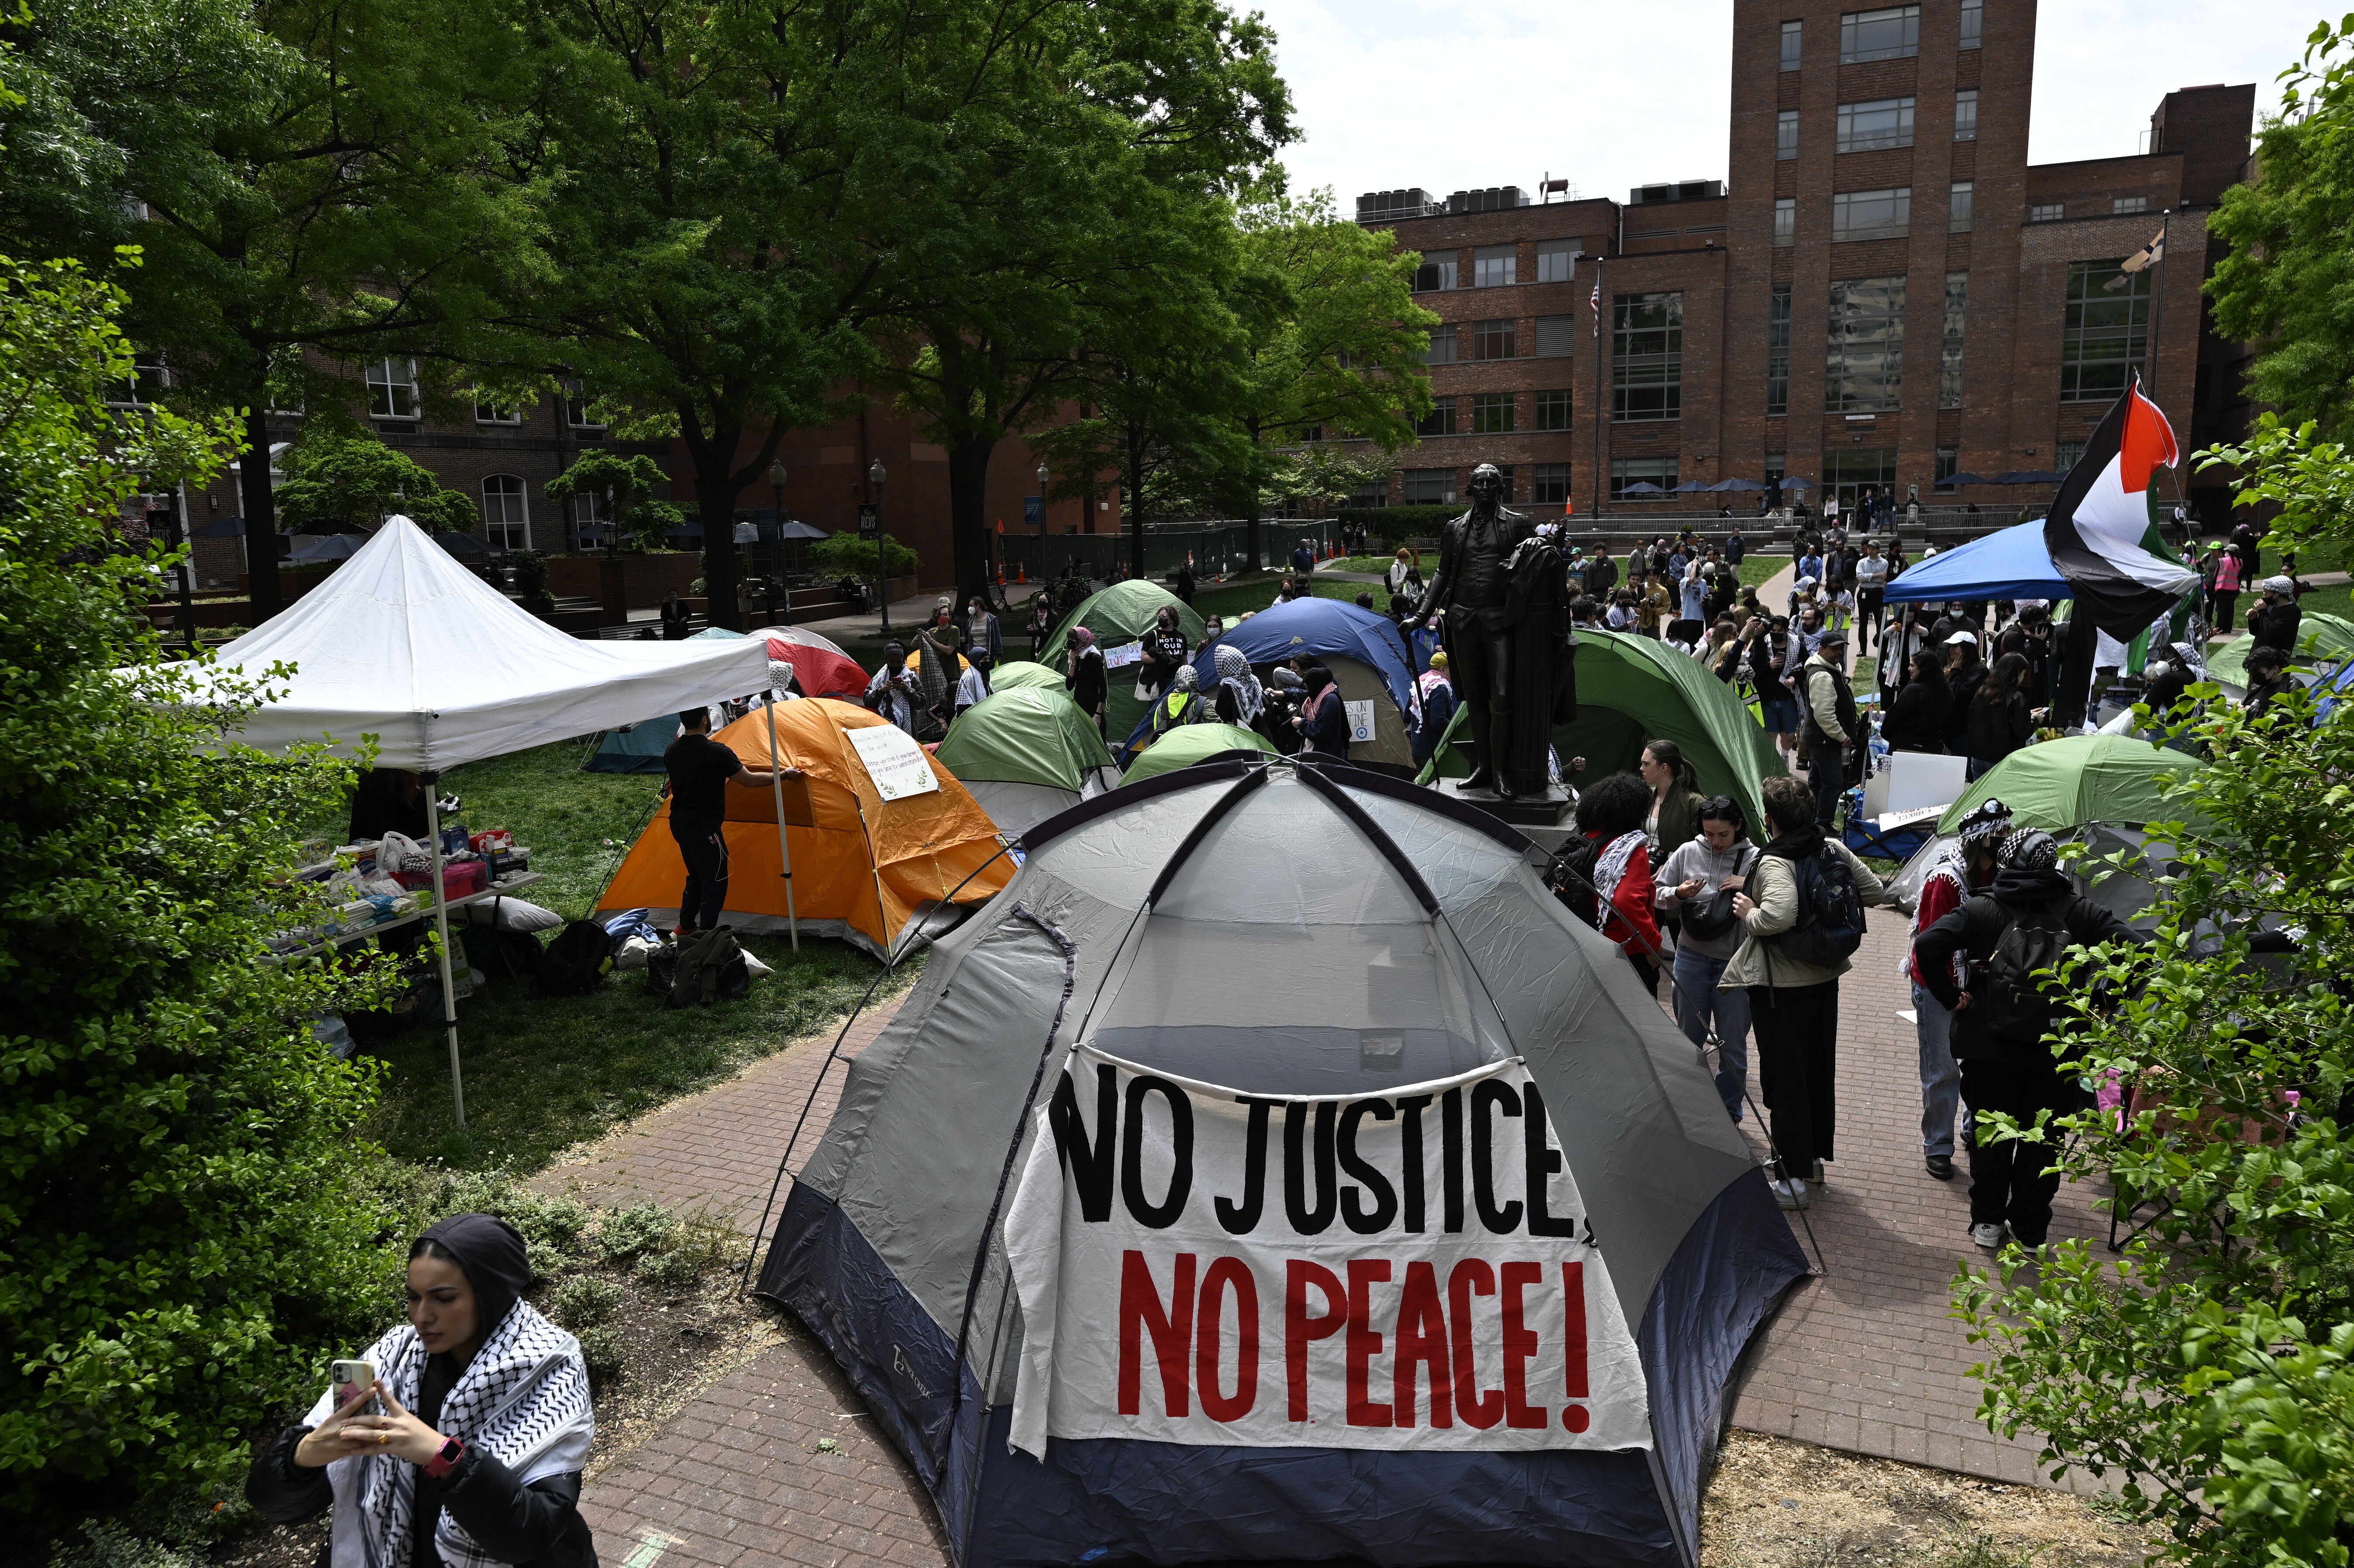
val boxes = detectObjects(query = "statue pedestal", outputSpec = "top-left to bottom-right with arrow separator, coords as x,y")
1435,780 -> 1576,855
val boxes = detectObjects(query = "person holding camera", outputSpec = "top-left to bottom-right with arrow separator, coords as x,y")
246,1214 -> 598,1568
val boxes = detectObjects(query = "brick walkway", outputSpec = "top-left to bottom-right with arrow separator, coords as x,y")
556,905 -> 2102,1568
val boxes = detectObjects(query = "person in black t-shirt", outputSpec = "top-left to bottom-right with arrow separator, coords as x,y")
664,708 -> 797,936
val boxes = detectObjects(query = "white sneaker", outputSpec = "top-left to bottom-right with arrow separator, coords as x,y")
1771,1177 -> 1811,1210
1970,1222 -> 2006,1249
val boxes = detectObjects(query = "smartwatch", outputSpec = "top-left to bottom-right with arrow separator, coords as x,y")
424,1436 -> 465,1480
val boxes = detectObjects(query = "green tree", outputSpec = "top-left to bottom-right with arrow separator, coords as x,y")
273,426 -> 476,535
0,254 -> 401,1527
0,0 -> 545,619
543,450 -> 682,555
2208,17 -> 2354,426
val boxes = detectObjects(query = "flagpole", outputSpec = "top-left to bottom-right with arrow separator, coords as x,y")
1590,258 -> 1605,523
2146,213 -> 2175,505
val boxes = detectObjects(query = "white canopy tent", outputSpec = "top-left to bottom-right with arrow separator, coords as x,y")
199,516 -> 777,1124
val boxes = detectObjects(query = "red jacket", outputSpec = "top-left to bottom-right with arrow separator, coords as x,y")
1588,831 -> 1664,961
1907,866 -> 1965,987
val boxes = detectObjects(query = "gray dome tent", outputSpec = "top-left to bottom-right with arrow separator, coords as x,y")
756,756 -> 1806,1568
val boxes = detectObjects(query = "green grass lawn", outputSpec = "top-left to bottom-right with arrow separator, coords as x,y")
352,739 -> 916,1172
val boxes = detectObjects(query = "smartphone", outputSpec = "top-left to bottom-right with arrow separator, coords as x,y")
330,1359 -> 378,1414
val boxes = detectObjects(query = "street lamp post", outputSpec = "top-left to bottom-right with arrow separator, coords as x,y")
869,458 -> 889,631
766,459 -> 788,625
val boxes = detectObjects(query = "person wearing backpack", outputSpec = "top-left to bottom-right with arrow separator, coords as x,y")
1655,795 -> 1758,1120
1906,800 -> 2013,1180
1798,625 -> 1858,831
1721,774 -> 1887,1210
664,708 -> 798,939
1911,827 -> 2135,1249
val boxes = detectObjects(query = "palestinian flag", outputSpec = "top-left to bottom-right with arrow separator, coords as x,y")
2043,376 -> 2198,637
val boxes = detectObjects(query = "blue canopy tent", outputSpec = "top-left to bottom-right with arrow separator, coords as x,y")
1882,519 -> 2071,605
1186,596 -> 1418,716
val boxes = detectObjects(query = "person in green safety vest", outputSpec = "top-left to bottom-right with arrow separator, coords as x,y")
1150,664 -> 1203,737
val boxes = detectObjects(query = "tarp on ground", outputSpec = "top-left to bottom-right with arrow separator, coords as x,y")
1186,596 -> 1418,719
755,755 -> 1807,1568
2205,610 -> 2354,690
1936,733 -> 2209,834
1120,721 -> 1277,783
189,515 -> 771,770
593,698 -> 1013,956
934,688 -> 1120,839
1039,580 -> 1206,743
1552,629 -> 1785,840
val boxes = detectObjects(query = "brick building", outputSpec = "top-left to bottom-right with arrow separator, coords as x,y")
1353,0 -> 2255,523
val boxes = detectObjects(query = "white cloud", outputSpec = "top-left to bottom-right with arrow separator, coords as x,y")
1246,0 -> 2320,211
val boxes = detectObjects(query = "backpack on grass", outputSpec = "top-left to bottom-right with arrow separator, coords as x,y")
535,919 -> 617,997
1771,843 -> 1866,967
647,927 -> 751,1007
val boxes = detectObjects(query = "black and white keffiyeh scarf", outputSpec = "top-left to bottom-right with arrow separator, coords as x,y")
1594,830 -> 1647,907
309,1302 -> 592,1568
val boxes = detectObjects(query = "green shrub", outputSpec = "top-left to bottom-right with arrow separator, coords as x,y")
594,1203 -> 680,1265
1333,504 -> 1456,547
0,261 -> 403,1525
809,528 -> 918,579
574,1324 -> 627,1389
51,1521 -> 206,1568
547,1275 -> 623,1331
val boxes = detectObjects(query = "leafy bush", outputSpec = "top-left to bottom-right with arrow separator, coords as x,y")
1333,504 -> 1456,546
506,548 -> 554,612
574,1324 -> 627,1389
0,257 -> 404,1526
544,451 -> 678,554
810,528 -> 918,580
546,1275 -> 622,1331
273,425 -> 477,536
593,1202 -> 681,1265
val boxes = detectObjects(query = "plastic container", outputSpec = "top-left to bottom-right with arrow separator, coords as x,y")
470,829 -> 515,854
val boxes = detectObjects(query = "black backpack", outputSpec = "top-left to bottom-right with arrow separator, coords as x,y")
1543,837 -> 1607,930
1773,843 -> 1867,967
1971,901 -> 2073,1045
535,919 -> 617,997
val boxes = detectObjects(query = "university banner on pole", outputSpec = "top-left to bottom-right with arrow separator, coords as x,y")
1005,1047 -> 1650,1458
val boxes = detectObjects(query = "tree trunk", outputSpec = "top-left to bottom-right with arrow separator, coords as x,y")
1126,425 -> 1147,582
680,405 -> 747,632
239,401 -> 282,622
947,435 -> 997,609
1243,416 -> 1263,574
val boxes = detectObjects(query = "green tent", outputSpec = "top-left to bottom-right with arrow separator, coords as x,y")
1937,734 -> 2209,833
1039,580 -> 1207,743
2204,609 -> 2354,689
1551,629 -> 1786,840
987,660 -> 1066,692
934,688 -> 1115,792
1122,722 -> 1277,784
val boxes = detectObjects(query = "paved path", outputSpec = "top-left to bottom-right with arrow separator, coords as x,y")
558,904 -> 2102,1568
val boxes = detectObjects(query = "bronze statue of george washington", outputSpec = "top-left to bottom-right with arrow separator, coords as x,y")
1420,463 -> 1578,798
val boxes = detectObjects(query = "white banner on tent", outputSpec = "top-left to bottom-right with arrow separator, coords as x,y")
1344,699 -> 1376,743
844,723 -> 940,802
1005,1048 -> 1650,1458
1103,640 -> 1144,670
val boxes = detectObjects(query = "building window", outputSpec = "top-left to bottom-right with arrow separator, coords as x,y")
1470,392 -> 1517,434
1824,447 -> 1898,511
108,351 -> 169,407
1610,457 -> 1680,499
2113,195 -> 2148,215
1836,96 -> 1916,153
1825,275 -> 1906,412
1767,285 -> 1793,416
1840,5 -> 1919,64
1949,181 -> 1974,232
473,395 -> 522,425
1953,89 -> 1979,141
1831,187 -> 1910,242
1533,464 -> 1574,504
1780,19 -> 1803,69
562,378 -> 603,430
1470,318 -> 1518,360
1774,197 -> 1796,247
1425,323 -> 1458,364
1612,292 -> 1684,422
1766,451 -> 1788,484
366,357 -> 420,420
1348,475 -> 1390,507
1414,396 -> 1457,437
2029,202 -> 2064,222
2055,440 -> 2087,475
1535,389 -> 1573,430
1474,244 -> 1518,288
2061,259 -> 2151,402
1940,271 -> 1968,409
1934,446 -> 1960,487
1403,468 -> 1457,505
1412,257 -> 1458,292
1536,239 -> 1578,283
571,488 -> 607,544
1535,315 -> 1577,357
1959,0 -> 1982,48
1777,110 -> 1800,159
482,474 -> 529,550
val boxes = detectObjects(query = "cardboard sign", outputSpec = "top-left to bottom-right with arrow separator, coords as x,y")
1005,1049 -> 1650,1457
843,723 -> 939,802
1103,640 -> 1144,670
1345,699 -> 1376,743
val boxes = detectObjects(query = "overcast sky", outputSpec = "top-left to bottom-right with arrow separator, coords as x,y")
1249,0 -> 2323,210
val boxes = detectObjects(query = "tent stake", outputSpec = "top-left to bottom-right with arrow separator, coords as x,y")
763,694 -> 799,950
423,776 -> 466,1130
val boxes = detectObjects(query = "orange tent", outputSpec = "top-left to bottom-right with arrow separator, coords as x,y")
594,698 -> 1013,955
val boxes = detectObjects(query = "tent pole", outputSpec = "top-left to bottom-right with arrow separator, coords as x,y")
423,776 -> 466,1130
763,694 -> 798,950
857,798 -> 895,966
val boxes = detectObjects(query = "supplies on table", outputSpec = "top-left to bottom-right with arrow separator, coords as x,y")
470,829 -> 515,855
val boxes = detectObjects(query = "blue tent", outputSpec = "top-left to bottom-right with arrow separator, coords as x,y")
1882,519 -> 2070,604
1187,596 -> 1418,716
583,717 -> 675,773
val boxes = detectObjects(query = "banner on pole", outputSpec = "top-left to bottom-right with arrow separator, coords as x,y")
1005,1048 -> 1649,1457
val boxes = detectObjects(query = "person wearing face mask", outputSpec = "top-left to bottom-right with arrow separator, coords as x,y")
246,1214 -> 597,1568
1654,795 -> 1759,1119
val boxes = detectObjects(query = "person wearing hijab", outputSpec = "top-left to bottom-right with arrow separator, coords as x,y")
247,1214 -> 596,1568
1294,660 -> 1349,758
1210,644 -> 1265,731
1065,626 -> 1108,738
1413,650 -> 1456,767
1150,664 -> 1202,737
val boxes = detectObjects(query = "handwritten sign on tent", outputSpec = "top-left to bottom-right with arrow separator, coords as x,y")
1344,699 -> 1376,743
843,723 -> 940,802
1005,1048 -> 1650,1457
